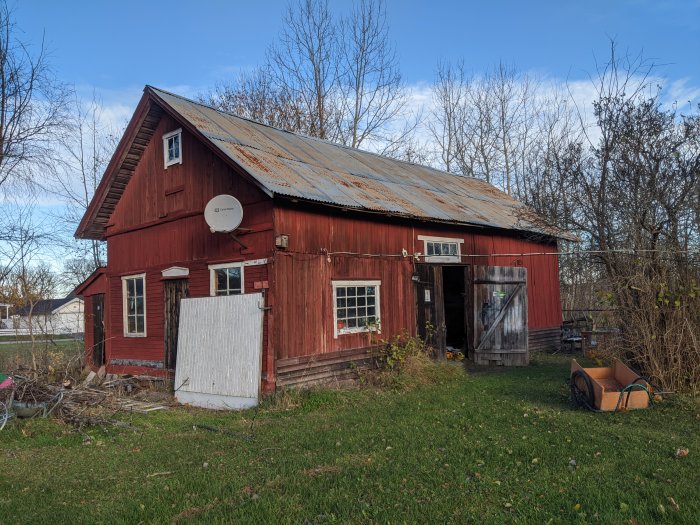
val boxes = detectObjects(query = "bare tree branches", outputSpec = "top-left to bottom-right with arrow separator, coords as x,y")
0,1 -> 70,193
205,0 -> 412,153
337,0 -> 409,150
267,0 -> 340,141
48,93 -> 114,279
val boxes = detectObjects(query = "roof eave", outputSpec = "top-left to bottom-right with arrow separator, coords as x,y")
75,89 -> 155,240
274,194 -> 572,242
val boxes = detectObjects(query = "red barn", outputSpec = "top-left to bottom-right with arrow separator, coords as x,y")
75,86 -> 566,402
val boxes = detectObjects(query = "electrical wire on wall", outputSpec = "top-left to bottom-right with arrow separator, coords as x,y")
309,247 -> 700,261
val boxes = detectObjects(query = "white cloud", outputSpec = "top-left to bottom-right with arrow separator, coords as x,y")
665,78 -> 700,110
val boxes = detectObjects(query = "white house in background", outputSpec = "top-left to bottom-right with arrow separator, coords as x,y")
0,303 -> 11,329
12,296 -> 84,335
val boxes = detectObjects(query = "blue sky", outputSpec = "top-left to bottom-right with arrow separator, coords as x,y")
9,0 -> 700,275
16,0 -> 700,101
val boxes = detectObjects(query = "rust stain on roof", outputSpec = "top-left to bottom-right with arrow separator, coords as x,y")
98,86 -> 571,239
232,145 -> 271,174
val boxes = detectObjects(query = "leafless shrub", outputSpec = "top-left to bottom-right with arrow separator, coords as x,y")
597,257 -> 700,393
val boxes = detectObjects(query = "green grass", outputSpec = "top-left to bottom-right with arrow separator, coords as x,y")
0,339 -> 83,371
0,334 -> 77,343
0,353 -> 698,524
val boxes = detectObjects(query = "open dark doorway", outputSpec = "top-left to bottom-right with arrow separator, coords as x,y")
442,266 -> 466,350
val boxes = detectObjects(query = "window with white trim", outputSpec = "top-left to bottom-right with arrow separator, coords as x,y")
418,235 -> 463,263
122,274 -> 146,337
332,280 -> 381,337
163,128 -> 182,168
209,263 -> 244,296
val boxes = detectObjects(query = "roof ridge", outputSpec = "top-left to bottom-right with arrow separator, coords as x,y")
146,85 -> 462,178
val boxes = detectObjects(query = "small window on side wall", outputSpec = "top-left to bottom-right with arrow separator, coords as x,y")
163,128 -> 182,168
332,280 -> 381,337
209,263 -> 244,296
122,274 -> 146,337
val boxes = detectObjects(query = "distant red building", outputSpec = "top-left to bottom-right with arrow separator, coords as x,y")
76,86 -> 567,394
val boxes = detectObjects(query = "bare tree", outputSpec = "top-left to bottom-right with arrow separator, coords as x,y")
337,0 -> 410,151
49,94 -> 116,281
267,0 -> 340,140
0,200 -> 47,285
206,0 -> 413,153
0,1 -> 69,192
201,67 -> 309,133
428,61 -> 466,174
554,44 -> 700,391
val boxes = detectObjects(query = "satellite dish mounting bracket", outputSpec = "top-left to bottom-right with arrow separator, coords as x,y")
228,232 -> 248,250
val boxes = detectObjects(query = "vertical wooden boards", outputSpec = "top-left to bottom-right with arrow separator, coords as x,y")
464,265 -> 474,355
175,294 -> 264,409
92,294 -> 105,367
414,264 -> 446,354
472,266 -> 528,366
164,279 -> 189,371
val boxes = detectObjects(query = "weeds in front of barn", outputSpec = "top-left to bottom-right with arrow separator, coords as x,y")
1,352 -> 698,524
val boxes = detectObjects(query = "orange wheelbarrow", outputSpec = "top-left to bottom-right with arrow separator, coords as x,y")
570,358 -> 654,412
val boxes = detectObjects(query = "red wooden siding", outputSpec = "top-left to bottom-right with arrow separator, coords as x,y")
107,113 -> 270,236
90,110 -> 275,384
273,204 -> 562,360
104,260 -> 270,378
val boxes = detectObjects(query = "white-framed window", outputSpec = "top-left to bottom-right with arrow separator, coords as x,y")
332,280 -> 381,337
418,235 -> 463,263
122,274 -> 146,337
163,128 -> 182,168
209,263 -> 244,296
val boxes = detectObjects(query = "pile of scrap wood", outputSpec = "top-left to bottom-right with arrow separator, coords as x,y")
9,370 -> 171,428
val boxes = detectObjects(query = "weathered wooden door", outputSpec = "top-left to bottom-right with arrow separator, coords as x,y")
164,279 -> 189,371
414,264 -> 446,355
472,266 -> 528,366
92,294 -> 105,367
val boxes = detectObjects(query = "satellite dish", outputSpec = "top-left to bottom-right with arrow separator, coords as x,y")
204,194 -> 243,233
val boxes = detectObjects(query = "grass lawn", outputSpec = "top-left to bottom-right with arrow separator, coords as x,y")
0,339 -> 83,372
0,353 -> 698,524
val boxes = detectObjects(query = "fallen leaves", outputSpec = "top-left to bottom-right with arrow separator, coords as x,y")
674,447 -> 689,458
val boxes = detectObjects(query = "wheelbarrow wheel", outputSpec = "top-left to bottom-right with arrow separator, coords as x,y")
0,401 -> 9,431
570,370 -> 595,410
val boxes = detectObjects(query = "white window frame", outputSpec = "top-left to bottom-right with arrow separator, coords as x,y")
163,128 -> 182,168
417,235 -> 464,263
121,273 -> 147,337
332,280 -> 381,338
209,262 -> 245,296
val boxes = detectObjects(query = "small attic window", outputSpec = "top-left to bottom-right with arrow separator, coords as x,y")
163,128 -> 182,168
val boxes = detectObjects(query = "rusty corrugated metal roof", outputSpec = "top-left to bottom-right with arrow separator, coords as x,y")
77,86 -> 565,240
149,87 -> 565,238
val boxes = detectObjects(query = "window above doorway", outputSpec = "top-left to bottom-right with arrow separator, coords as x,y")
163,128 -> 182,168
417,235 -> 463,263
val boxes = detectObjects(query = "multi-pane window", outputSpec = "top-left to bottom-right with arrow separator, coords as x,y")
426,241 -> 458,257
209,263 -> 244,296
418,235 -> 463,263
163,129 -> 182,167
333,281 -> 381,336
122,274 -> 146,336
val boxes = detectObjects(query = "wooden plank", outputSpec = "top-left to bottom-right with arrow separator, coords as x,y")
433,265 -> 446,356
476,283 -> 524,352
